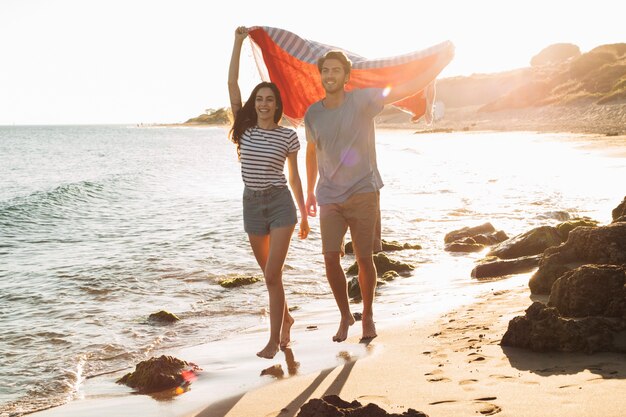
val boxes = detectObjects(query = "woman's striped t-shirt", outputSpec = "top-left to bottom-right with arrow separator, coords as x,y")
239,126 -> 300,190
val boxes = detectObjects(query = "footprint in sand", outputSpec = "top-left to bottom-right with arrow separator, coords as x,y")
428,400 -> 457,405
459,378 -> 478,391
427,376 -> 451,382
474,401 -> 501,415
488,374 -> 514,380
357,394 -> 390,405
467,353 -> 487,363
424,369 -> 451,382
558,384 -> 581,389
425,369 -> 444,376
459,379 -> 478,385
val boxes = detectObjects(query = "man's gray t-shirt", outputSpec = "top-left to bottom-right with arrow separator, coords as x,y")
304,88 -> 385,205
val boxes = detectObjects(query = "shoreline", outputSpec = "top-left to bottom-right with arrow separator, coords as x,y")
29,272 -> 626,417
197,280 -> 626,417
31,274 -> 529,417
164,102 -> 626,137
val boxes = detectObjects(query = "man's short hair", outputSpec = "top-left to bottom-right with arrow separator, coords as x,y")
317,50 -> 352,75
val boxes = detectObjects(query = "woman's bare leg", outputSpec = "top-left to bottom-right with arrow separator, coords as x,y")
248,225 -> 294,359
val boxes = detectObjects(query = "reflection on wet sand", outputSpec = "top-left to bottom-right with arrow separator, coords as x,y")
260,348 -> 301,379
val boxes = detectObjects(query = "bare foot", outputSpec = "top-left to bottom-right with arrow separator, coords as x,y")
361,314 -> 377,340
332,314 -> 356,342
280,315 -> 295,349
257,341 -> 280,359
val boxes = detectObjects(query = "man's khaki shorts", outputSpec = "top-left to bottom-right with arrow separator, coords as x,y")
319,191 -> 381,258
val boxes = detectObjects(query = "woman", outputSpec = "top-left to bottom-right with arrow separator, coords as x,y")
228,26 -> 309,359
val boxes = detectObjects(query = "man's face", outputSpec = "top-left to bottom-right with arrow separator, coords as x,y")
320,59 -> 349,94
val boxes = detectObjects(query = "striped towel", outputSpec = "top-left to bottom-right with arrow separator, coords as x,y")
247,26 -> 454,127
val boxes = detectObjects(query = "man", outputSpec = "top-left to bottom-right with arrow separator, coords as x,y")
305,48 -> 453,342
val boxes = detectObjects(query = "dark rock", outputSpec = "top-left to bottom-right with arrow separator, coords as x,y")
538,210 -> 571,221
444,222 -> 496,243
219,275 -> 262,288
346,253 -> 414,276
555,218 -> 599,240
116,355 -> 199,393
381,270 -> 400,281
445,242 -> 485,253
147,310 -> 180,324
296,395 -> 429,417
501,302 -> 625,353
444,223 -> 508,253
383,240 -> 422,251
345,239 -> 422,254
613,196 -> 626,222
487,225 -> 563,259
548,265 -> 626,317
347,277 -> 387,300
471,255 -> 541,279
529,223 -> 626,294
345,241 -> 354,254
348,277 -> 361,299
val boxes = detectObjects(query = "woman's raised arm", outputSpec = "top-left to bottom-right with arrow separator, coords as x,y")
228,26 -> 248,119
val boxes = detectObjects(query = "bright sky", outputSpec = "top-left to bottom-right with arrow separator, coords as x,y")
1,0 -> 624,125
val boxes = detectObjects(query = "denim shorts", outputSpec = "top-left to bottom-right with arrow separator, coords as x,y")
243,186 -> 297,235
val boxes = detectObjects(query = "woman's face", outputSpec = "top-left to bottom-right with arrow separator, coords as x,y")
255,87 -> 277,122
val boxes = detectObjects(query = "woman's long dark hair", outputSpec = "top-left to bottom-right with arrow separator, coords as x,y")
229,82 -> 284,159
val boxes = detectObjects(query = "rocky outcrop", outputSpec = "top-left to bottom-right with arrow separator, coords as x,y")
219,275 -> 262,288
469,218 -> 596,279
613,196 -> 626,222
117,355 -> 200,393
347,276 -> 391,300
500,302 -> 625,353
555,218 -> 599,240
381,270 -> 400,281
487,226 -> 562,259
548,265 -> 626,317
529,222 -> 626,295
345,239 -> 422,254
444,223 -> 508,253
471,255 -> 541,279
502,200 -> 626,354
297,395 -> 428,417
346,253 -> 414,276
147,310 -> 180,324
530,43 -> 581,67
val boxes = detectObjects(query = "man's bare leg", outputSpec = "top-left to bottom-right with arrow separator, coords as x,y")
324,251 -> 355,342
356,255 -> 377,340
280,303 -> 294,349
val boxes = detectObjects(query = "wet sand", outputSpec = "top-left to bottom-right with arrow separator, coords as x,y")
195,282 -> 626,417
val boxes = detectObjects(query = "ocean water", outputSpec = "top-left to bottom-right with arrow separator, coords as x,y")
0,125 -> 624,416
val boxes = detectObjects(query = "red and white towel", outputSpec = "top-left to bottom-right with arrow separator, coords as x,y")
247,26 -> 454,127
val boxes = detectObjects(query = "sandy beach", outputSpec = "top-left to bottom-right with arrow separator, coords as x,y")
196,278 -> 626,417
34,273 -> 625,417
375,101 -> 626,136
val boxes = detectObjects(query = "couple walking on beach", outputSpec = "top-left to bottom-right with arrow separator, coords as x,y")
228,26 -> 454,359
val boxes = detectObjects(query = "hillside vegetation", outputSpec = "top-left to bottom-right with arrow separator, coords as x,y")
472,43 -> 626,112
